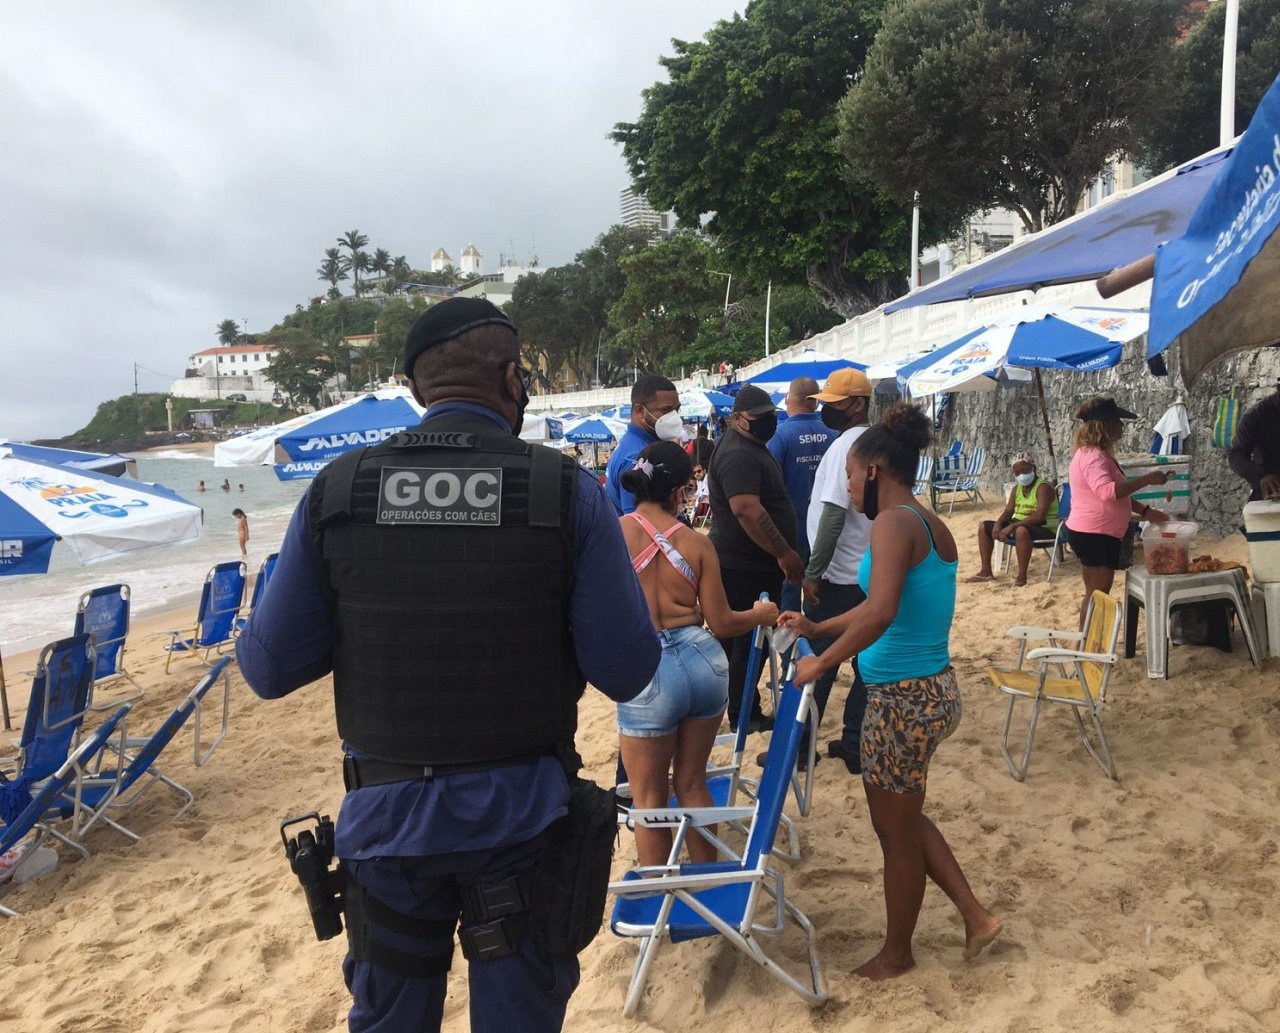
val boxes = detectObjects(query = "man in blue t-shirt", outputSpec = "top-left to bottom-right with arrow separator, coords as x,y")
604,374 -> 681,514
766,377 -> 838,613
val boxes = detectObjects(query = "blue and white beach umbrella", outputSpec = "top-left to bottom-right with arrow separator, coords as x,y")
214,389 -> 425,481
563,417 -> 627,444
0,450 -> 202,577
1149,70 -> 1280,384
899,306 -> 1149,397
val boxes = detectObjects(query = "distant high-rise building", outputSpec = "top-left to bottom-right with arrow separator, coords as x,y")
620,187 -> 675,235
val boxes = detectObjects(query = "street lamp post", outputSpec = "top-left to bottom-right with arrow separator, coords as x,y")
1220,0 -> 1241,146
709,271 -> 732,318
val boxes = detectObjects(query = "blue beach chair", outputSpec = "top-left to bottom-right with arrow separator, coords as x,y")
610,642 -> 826,1017
0,635 -> 96,795
165,562 -> 246,673
56,658 -> 232,845
1,703 -> 131,916
74,584 -> 146,710
235,552 -> 278,635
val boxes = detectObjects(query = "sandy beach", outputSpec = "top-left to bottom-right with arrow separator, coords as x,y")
2,509 -> 1277,1033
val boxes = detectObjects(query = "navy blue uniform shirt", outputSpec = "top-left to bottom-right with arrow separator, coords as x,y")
237,401 -> 660,859
604,424 -> 657,515
766,412 -> 838,552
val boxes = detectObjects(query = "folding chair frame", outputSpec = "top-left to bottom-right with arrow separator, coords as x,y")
992,592 -> 1120,781
76,584 -> 146,711
610,652 -> 826,1017
165,562 -> 247,673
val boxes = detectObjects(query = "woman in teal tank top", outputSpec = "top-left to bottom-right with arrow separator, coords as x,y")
779,403 -> 1000,981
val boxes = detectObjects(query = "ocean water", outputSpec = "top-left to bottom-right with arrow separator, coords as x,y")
0,452 -> 305,654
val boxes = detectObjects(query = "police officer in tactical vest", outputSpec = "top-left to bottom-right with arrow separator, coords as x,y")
237,297 -> 660,1033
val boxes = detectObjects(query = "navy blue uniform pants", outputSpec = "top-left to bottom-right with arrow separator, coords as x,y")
803,580 -> 867,751
343,836 -> 578,1033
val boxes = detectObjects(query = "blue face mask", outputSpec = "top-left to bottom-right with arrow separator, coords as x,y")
1015,472 -> 1036,487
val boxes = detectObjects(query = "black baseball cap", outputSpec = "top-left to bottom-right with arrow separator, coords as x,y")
1077,397 -> 1138,421
402,298 -> 517,377
732,384 -> 776,415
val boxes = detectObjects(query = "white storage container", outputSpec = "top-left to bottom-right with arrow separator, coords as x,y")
1244,500 -> 1280,583
1119,454 -> 1192,516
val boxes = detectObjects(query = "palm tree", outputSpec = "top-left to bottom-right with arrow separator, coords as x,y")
351,250 -> 372,295
317,247 -> 350,291
216,319 -> 241,346
370,248 -> 391,278
338,229 -> 369,294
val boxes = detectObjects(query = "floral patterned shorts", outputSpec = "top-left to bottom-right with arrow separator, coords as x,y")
860,667 -> 961,795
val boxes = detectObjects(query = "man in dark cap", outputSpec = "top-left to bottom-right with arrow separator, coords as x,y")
1228,376 -> 1280,501
706,384 -> 800,731
237,297 -> 660,1033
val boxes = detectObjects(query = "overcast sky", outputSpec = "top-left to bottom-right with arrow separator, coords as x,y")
2,1 -> 744,440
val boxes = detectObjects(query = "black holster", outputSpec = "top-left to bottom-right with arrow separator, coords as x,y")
529,773 -> 618,959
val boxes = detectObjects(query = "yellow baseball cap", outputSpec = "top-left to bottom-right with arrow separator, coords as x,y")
810,367 -> 872,403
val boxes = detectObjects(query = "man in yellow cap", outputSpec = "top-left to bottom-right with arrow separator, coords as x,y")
794,367 -> 874,773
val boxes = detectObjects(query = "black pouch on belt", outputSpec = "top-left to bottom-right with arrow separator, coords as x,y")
529,774 -> 617,958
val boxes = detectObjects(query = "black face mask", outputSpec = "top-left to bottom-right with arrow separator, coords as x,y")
511,380 -> 529,436
820,400 -> 856,431
745,411 -> 777,443
861,469 -> 880,519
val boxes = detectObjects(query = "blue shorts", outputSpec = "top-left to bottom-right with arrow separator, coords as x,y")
616,625 -> 729,738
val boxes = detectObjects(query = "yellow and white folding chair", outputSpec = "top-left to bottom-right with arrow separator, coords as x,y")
987,590 -> 1121,781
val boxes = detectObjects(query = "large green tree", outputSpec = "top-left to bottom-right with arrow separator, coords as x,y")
839,0 -> 1184,233
607,233 -> 724,373
1132,0 -> 1280,173
506,224 -> 653,388
262,327 -> 334,409
613,0 -> 949,318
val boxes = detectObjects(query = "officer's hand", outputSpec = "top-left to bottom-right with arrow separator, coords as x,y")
1261,474 -> 1280,500
752,600 -> 780,626
801,578 -> 820,605
779,549 -> 804,584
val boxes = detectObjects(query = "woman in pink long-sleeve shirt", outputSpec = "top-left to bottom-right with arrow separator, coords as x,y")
1066,397 -> 1170,626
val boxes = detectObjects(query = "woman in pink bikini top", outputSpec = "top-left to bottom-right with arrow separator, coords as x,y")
616,441 -> 778,867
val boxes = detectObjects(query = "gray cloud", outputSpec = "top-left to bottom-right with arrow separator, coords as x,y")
1,1 -> 742,439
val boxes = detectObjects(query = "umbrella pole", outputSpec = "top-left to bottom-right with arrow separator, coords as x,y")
930,395 -> 939,511
0,647 -> 10,731
1034,370 -> 1059,484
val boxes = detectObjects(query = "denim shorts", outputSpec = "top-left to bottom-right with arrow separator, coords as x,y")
616,625 -> 729,738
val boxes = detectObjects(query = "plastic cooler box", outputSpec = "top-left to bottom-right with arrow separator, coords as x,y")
1119,454 -> 1192,516
1141,520 -> 1199,575
1243,500 -> 1280,582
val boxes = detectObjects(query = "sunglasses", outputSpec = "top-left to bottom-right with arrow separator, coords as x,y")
501,361 -> 535,392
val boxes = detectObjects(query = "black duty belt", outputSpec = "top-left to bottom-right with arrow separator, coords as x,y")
342,753 -> 546,791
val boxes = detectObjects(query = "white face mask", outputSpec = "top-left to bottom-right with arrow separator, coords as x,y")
1015,472 -> 1036,487
654,411 -> 684,442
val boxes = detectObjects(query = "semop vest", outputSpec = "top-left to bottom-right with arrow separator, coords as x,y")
309,411 -> 583,766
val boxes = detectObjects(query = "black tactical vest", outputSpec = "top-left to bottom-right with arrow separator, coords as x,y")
309,411 -> 583,766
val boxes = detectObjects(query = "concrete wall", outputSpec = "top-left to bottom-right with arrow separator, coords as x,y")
913,342 -> 1280,537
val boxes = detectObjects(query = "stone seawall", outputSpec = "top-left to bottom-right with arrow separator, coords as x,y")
874,343 -> 1280,537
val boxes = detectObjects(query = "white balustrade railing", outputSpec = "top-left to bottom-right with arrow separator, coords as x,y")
526,276 -> 1152,413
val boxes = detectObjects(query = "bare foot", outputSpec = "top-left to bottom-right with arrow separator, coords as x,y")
964,915 -> 1003,961
854,950 -> 916,981
1012,576 -> 1028,587
963,573 -> 994,584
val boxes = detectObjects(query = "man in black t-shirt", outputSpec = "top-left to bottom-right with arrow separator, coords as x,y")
707,384 -> 801,731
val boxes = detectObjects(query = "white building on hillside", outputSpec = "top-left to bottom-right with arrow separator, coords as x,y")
430,247 -> 453,273
171,344 -> 282,402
